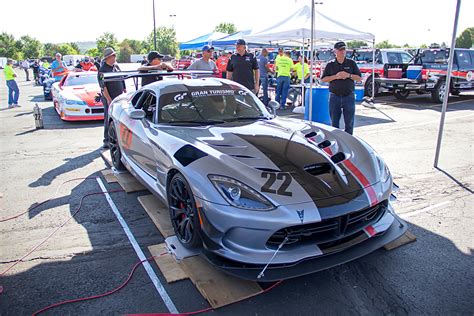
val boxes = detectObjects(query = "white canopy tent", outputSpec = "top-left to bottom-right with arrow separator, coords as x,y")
244,5 -> 375,121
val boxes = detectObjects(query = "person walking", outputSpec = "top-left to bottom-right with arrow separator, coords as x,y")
258,48 -> 273,105
274,51 -> 294,110
226,39 -> 259,93
321,41 -> 362,135
4,59 -> 20,107
21,59 -> 30,81
32,59 -> 40,85
98,48 -> 126,148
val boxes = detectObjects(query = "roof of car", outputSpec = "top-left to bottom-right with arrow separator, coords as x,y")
141,77 -> 244,93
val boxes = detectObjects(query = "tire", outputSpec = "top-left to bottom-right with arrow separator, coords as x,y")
108,121 -> 126,171
167,173 -> 202,249
394,90 -> 410,100
451,90 -> 460,96
431,80 -> 446,103
364,76 -> 380,97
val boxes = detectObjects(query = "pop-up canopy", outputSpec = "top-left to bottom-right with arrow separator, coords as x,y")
179,31 -> 229,50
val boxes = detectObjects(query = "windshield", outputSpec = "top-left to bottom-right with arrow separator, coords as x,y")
158,88 -> 267,124
64,75 -> 98,86
315,50 -> 334,61
352,51 -> 378,63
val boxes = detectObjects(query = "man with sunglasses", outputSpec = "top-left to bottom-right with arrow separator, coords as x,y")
188,45 -> 217,71
321,41 -> 361,135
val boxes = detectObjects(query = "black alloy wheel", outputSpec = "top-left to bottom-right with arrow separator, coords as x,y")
167,173 -> 202,249
108,122 -> 125,171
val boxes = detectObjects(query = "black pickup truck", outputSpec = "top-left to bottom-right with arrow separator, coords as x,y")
375,48 -> 474,102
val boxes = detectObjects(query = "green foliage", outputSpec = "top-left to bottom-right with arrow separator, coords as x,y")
347,40 -> 367,49
121,39 -> 144,54
145,27 -> 178,56
0,32 -> 18,58
19,35 -> 43,58
96,32 -> 118,55
68,42 -> 80,53
419,44 -> 428,49
43,43 -> 60,57
86,47 -> 100,58
56,43 -> 80,55
118,41 -> 133,63
214,22 -> 236,34
375,40 -> 401,49
455,29 -> 472,48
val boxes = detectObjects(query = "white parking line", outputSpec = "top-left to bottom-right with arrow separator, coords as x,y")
399,200 -> 454,219
96,177 -> 178,314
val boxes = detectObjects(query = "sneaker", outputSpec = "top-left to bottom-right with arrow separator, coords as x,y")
13,104 -> 20,107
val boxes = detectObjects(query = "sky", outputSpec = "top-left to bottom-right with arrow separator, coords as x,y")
1,0 -> 472,47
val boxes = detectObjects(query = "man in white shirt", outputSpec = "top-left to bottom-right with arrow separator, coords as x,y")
21,60 -> 30,81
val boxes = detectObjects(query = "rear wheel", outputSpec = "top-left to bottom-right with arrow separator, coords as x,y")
364,76 -> 380,97
108,122 -> 125,171
167,173 -> 202,249
431,80 -> 446,103
394,90 -> 410,100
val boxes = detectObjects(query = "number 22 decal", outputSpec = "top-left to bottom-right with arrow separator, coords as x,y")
261,172 -> 293,196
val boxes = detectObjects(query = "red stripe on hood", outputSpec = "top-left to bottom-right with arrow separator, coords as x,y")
71,88 -> 103,107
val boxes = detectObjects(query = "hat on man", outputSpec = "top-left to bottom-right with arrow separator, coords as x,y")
201,45 -> 214,52
334,41 -> 346,50
103,47 -> 117,59
235,39 -> 246,46
147,51 -> 164,61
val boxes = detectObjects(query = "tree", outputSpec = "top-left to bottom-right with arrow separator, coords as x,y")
86,47 -> 100,58
118,41 -> 133,63
375,40 -> 400,49
19,35 -> 43,58
214,22 -> 236,34
69,42 -> 80,53
419,44 -> 428,49
455,29 -> 472,48
121,39 -> 144,54
347,40 -> 367,49
145,27 -> 178,56
96,32 -> 118,55
0,32 -> 18,58
43,43 -> 61,57
56,43 -> 80,55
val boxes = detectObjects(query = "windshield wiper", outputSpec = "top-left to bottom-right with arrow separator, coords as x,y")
167,120 -> 225,125
224,116 -> 269,122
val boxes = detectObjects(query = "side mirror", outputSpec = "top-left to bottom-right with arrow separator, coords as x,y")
268,100 -> 280,115
130,109 -> 146,120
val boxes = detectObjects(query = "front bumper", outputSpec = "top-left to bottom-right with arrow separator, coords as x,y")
201,213 -> 407,281
60,105 -> 104,121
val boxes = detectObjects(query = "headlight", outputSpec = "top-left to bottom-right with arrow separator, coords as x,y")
375,154 -> 391,183
65,99 -> 86,105
208,175 -> 275,211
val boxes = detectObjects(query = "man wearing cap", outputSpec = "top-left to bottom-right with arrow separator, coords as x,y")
51,53 -> 68,81
188,45 -> 217,72
138,51 -> 174,87
98,47 -> 126,148
226,39 -> 259,93
321,41 -> 361,135
4,59 -> 20,107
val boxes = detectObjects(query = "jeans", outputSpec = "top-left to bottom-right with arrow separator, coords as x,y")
101,96 -> 109,144
6,80 -> 20,105
260,76 -> 269,105
329,92 -> 356,135
275,76 -> 290,108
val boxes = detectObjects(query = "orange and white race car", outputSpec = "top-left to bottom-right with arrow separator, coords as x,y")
51,71 -> 104,121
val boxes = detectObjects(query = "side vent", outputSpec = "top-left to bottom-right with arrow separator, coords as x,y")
174,145 -> 207,167
330,152 -> 346,164
305,131 -> 318,138
317,140 -> 331,149
304,163 -> 332,176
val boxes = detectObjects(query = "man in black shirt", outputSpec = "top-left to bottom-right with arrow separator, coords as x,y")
226,39 -> 259,93
98,47 -> 126,148
321,41 -> 362,135
138,51 -> 173,87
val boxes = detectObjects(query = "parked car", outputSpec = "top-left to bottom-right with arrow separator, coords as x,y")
374,48 -> 474,102
51,72 -> 104,121
103,70 -> 407,281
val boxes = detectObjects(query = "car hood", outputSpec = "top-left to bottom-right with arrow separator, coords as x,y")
62,84 -> 102,107
164,117 -> 383,207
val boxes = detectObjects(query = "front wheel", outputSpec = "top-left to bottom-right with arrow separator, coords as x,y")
108,121 -> 126,171
167,173 -> 202,249
394,90 -> 410,100
431,80 -> 446,103
364,77 -> 380,97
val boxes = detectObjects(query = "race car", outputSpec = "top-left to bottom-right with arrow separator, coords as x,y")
104,71 -> 407,281
51,71 -> 104,121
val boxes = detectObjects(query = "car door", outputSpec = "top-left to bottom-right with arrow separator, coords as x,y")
120,89 -> 157,178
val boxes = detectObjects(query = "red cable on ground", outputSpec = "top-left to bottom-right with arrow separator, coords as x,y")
0,177 -> 98,223
32,254 -> 167,316
0,189 -> 124,277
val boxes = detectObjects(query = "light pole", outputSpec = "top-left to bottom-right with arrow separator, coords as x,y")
308,1 -> 323,122
153,0 -> 157,50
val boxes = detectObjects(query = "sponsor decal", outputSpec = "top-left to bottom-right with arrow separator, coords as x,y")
120,122 -> 133,149
466,71 -> 473,82
189,89 -> 238,97
260,172 -> 293,196
296,209 -> 305,223
174,92 -> 187,102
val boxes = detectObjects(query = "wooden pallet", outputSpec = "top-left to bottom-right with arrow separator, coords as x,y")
137,195 -> 174,238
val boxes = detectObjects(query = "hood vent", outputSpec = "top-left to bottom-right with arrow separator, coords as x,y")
331,152 -> 347,164
305,131 -> 318,138
304,163 -> 332,176
230,154 -> 256,159
317,140 -> 331,149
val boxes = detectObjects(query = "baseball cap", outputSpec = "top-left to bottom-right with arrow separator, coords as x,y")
147,51 -> 164,61
235,39 -> 246,46
334,41 -> 346,50
202,45 -> 214,52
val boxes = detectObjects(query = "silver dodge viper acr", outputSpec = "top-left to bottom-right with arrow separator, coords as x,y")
104,72 -> 407,281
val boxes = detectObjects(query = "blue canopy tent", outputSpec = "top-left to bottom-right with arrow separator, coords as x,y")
179,31 -> 228,50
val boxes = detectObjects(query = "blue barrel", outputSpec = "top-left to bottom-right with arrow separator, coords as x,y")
304,86 -> 331,125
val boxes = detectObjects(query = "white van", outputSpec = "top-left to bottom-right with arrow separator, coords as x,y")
63,55 -> 85,67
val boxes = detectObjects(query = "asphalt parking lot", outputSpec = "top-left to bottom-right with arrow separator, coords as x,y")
0,71 -> 473,315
